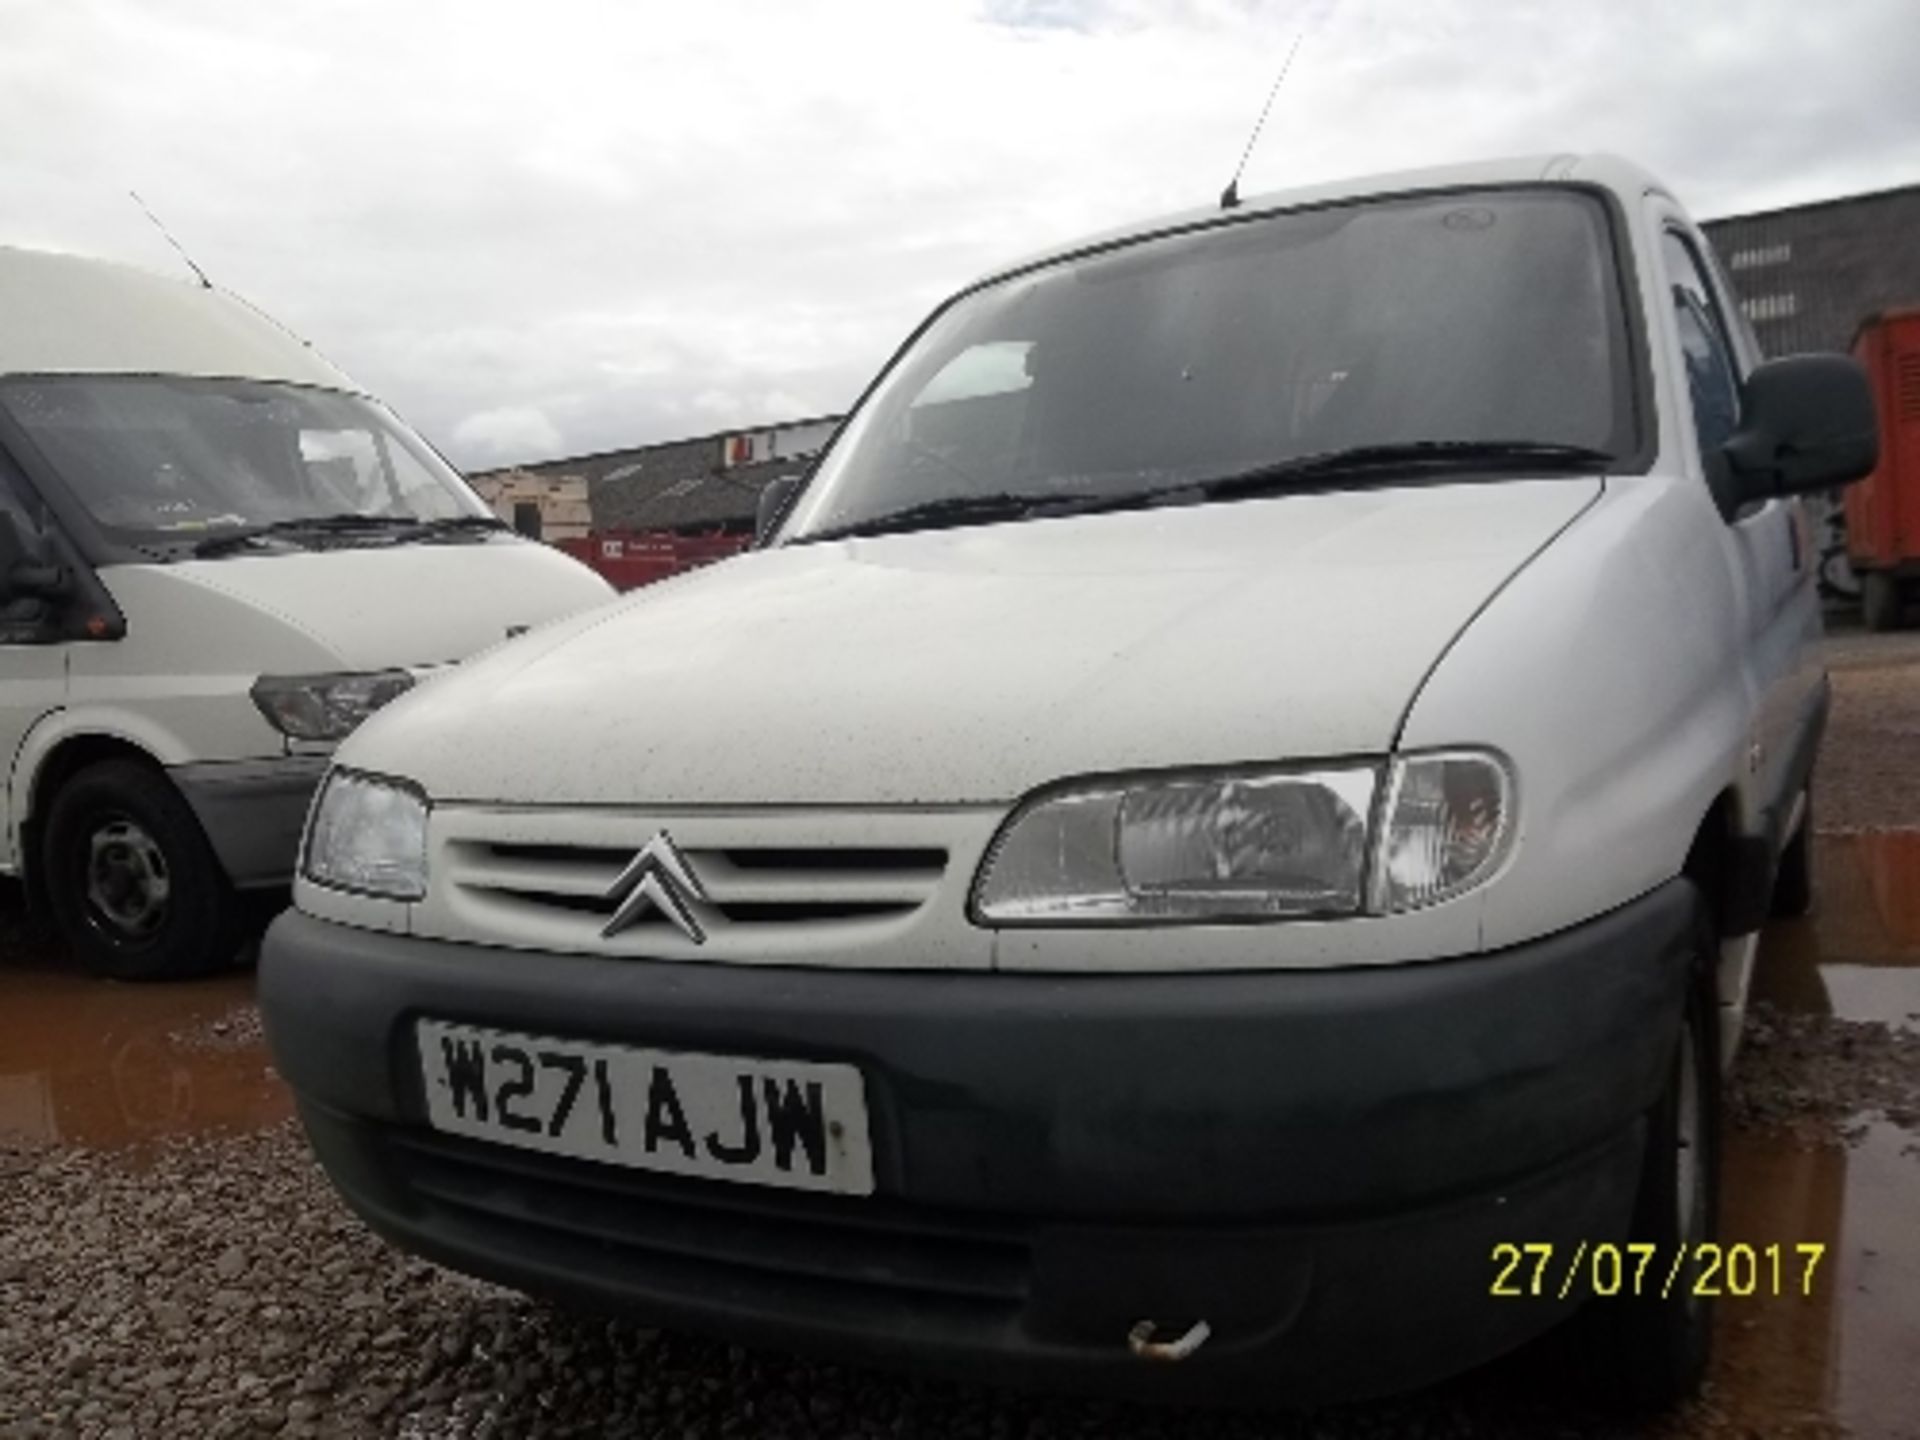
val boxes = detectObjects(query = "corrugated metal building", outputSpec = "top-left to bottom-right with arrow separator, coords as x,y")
468,415 -> 840,538
1702,182 -> 1920,356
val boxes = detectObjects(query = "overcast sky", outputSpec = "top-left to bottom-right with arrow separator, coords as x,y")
4,0 -> 1918,469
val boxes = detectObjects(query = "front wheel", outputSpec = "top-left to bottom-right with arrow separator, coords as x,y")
42,759 -> 245,980
1862,570 -> 1903,632
1588,891 -> 1721,1410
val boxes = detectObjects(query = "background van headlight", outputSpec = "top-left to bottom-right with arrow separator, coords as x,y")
972,751 -> 1514,924
252,670 -> 414,742
302,769 -> 429,899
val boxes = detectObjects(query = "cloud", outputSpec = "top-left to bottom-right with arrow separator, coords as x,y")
2,0 -> 1915,467
451,406 -> 565,465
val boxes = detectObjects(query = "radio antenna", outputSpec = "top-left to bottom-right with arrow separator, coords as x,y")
128,190 -> 214,289
1219,0 -> 1339,211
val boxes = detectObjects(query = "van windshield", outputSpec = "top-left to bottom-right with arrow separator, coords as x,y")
0,376 -> 491,554
785,187 -> 1636,541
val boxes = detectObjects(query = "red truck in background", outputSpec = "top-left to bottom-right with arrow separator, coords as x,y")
553,531 -> 751,591
1850,308 -> 1920,630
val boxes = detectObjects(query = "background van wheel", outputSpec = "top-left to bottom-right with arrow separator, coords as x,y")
42,759 -> 244,980
1588,890 -> 1721,1411
1861,570 -> 1902,632
1771,793 -> 1814,918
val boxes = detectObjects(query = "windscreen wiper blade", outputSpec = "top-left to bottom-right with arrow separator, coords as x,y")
794,442 -> 1614,543
404,514 -> 512,539
1189,440 -> 1618,501
797,491 -> 1066,543
191,513 -> 419,557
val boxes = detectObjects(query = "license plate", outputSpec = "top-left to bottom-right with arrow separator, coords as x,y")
415,1020 -> 874,1196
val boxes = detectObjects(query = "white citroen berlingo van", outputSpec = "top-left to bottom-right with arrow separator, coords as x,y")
261,156 -> 1877,1407
0,247 -> 612,978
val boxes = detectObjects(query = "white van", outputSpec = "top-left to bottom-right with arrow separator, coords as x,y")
0,247 -> 613,979
261,156 -> 1877,1407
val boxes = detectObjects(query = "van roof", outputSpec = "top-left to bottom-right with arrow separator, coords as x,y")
971,152 -> 1664,290
0,245 -> 361,392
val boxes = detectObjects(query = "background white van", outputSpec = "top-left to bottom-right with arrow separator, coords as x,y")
0,247 -> 612,978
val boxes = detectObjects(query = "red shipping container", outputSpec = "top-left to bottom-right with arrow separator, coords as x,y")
1848,309 -> 1920,629
555,531 -> 752,592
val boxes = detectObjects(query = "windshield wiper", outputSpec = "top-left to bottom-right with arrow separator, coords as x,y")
1185,440 -> 1618,502
797,491 -> 1068,543
793,442 -> 1615,544
404,514 -> 512,540
190,513 -> 420,557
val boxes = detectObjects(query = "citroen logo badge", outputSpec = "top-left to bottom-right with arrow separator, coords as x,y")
601,831 -> 709,943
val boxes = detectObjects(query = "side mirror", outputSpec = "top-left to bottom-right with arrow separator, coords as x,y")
0,509 -> 70,603
755,475 -> 802,548
1723,354 -> 1878,505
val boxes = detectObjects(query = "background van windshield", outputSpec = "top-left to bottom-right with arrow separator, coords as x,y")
0,376 -> 487,550
790,188 -> 1634,537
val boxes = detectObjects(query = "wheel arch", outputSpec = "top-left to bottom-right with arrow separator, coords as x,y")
1679,788 -> 1773,940
1677,786 -> 1777,1033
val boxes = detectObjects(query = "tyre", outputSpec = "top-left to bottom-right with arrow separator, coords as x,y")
1816,544 -> 1861,603
41,758 -> 245,980
1587,890 -> 1721,1411
1861,570 -> 1902,632
1771,793 -> 1814,918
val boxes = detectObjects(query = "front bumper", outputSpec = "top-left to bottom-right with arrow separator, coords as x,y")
170,755 -> 328,888
261,880 -> 1696,1402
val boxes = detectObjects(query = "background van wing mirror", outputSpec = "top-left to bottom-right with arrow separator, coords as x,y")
755,474 -> 802,547
0,509 -> 70,603
1723,354 -> 1878,505
0,509 -> 72,635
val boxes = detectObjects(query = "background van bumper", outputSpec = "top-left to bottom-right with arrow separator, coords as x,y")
171,755 -> 328,888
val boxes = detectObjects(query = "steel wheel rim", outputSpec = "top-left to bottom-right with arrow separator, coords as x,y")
84,817 -> 171,940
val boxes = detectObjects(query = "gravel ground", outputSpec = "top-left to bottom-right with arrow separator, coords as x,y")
7,1073 -> 1871,1440
1,1124 -> 1680,1440
5,999 -> 1897,1440
1726,1002 -> 1920,1151
1817,625 -> 1920,833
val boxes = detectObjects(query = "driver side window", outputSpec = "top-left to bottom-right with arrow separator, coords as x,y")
1660,230 -> 1742,474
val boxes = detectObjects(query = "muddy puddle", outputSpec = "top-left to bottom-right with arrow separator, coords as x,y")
1714,830 -> 1920,1438
1755,829 -> 1920,1032
0,924 -> 289,1150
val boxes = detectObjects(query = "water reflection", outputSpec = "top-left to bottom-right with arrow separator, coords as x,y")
1717,1122 -> 1920,1437
1713,831 -> 1920,1438
0,950 -> 288,1149
1755,830 -> 1920,1030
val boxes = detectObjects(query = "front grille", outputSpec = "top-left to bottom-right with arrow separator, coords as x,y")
443,837 -> 949,934
382,1126 -> 1031,1316
418,805 -> 999,964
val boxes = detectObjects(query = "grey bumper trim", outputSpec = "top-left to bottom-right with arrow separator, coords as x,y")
170,755 -> 328,888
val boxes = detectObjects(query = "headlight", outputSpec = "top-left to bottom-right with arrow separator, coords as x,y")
1370,750 -> 1515,913
973,750 -> 1515,925
251,670 -> 414,742
302,769 -> 429,900
973,765 -> 1379,923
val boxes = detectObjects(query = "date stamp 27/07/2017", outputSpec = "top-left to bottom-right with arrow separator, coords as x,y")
1491,1242 -> 1828,1300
